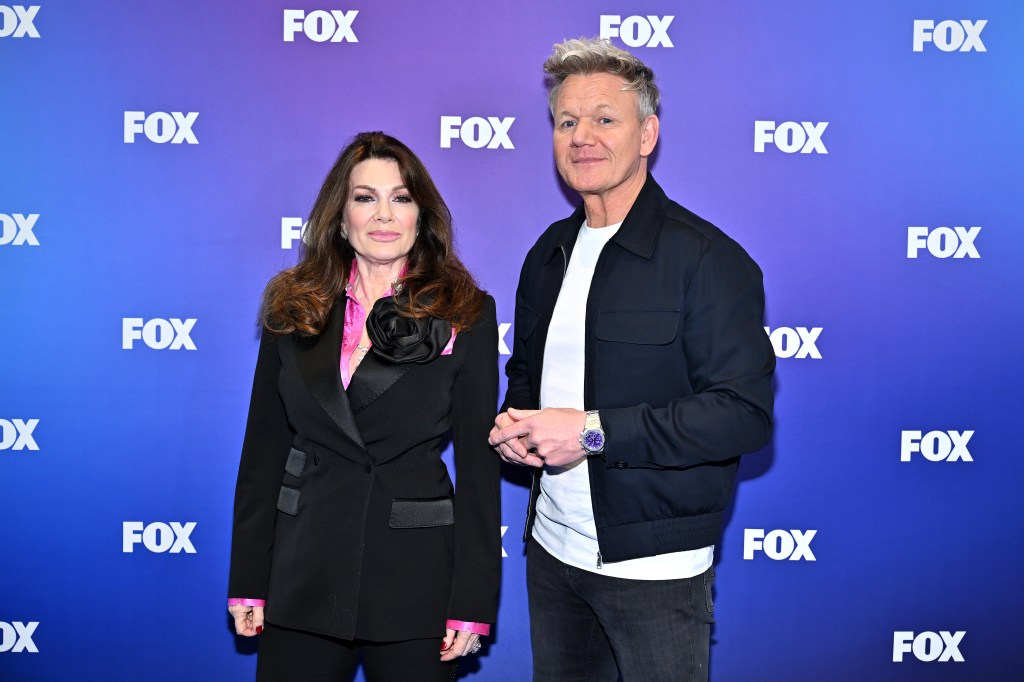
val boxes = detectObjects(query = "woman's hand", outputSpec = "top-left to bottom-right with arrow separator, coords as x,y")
229,603 -> 265,637
440,628 -> 481,661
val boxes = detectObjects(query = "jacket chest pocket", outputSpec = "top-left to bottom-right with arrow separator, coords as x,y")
594,310 -> 683,405
596,310 -> 680,345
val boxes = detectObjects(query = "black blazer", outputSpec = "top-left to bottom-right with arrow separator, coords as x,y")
229,294 -> 501,641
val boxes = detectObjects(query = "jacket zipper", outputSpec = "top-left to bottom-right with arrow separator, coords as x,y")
522,474 -> 537,542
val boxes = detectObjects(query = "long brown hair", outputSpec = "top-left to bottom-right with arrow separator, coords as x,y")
262,132 -> 485,336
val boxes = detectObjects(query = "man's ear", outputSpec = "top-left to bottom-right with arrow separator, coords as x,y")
640,115 -> 660,158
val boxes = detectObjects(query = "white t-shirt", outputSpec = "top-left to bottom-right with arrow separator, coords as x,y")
531,221 -> 713,580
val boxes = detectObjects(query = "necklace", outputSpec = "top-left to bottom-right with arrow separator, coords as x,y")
355,343 -> 370,361
344,276 -> 403,304
345,271 -> 402,371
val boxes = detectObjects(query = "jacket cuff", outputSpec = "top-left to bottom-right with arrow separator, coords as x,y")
446,619 -> 490,636
599,406 -> 643,468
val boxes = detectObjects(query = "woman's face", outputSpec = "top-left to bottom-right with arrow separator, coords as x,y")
342,158 -> 420,267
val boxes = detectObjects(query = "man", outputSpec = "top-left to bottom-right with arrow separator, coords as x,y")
489,38 -> 775,681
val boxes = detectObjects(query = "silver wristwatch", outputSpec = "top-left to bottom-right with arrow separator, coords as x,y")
579,410 -> 606,455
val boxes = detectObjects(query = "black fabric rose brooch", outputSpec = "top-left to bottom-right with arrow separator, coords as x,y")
365,296 -> 451,364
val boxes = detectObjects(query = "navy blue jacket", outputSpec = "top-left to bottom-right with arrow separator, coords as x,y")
503,175 -> 775,563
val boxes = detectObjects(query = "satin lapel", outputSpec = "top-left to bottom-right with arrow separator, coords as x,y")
290,298 -> 365,450
346,350 -> 414,415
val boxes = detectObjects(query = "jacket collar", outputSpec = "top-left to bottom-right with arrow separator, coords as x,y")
545,173 -> 668,265
345,339 -> 414,415
290,295 -> 420,453
290,297 -> 366,450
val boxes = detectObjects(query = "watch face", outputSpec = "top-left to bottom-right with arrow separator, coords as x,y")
582,429 -> 605,452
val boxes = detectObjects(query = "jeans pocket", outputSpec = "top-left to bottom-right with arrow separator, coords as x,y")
703,566 -> 716,616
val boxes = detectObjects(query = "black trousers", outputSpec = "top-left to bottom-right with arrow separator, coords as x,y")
256,622 -> 457,682
527,541 -> 715,682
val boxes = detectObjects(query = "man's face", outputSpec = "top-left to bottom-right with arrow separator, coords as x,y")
552,72 -> 658,200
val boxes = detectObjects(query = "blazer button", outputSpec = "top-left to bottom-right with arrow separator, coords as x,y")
313,454 -> 320,466
364,464 -> 372,473
614,461 -> 628,469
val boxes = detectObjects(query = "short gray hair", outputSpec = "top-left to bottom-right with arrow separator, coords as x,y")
543,37 -> 659,120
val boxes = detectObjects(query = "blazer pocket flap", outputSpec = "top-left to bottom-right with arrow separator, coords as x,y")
596,310 -> 680,345
277,486 -> 300,516
284,447 -> 306,478
389,497 -> 454,528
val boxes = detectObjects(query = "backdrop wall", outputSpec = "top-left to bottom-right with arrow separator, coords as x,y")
2,1 -> 1022,680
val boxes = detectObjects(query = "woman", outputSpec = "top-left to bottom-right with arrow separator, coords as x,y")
228,132 -> 500,681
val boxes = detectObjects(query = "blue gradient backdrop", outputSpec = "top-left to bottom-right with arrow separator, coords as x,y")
2,1 -> 1022,679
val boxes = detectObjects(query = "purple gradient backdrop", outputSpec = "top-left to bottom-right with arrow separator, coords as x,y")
2,1 -> 1023,679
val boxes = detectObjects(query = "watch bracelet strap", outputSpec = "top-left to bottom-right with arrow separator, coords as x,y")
581,410 -> 604,454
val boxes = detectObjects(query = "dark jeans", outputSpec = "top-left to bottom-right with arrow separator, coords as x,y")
527,541 -> 715,682
256,622 -> 457,682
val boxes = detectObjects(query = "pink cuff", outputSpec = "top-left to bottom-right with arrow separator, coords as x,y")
228,598 -> 266,607
446,619 -> 490,636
